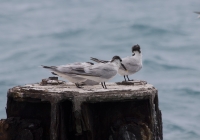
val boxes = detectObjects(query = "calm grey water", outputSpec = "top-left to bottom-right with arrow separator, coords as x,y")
0,0 -> 200,139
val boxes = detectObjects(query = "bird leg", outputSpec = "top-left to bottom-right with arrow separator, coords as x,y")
103,82 -> 107,89
124,75 -> 127,82
126,75 -> 133,81
101,82 -> 105,88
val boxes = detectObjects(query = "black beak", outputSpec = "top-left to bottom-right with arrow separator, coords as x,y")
132,53 -> 135,56
121,63 -> 127,71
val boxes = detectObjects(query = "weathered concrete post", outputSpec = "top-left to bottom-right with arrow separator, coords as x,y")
0,77 -> 162,140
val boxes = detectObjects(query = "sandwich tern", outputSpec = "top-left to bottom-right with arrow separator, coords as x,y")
91,44 -> 142,82
68,56 -> 127,89
41,62 -> 99,88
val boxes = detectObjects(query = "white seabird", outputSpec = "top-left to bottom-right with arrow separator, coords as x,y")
91,44 -> 142,82
42,62 -> 99,88
68,56 -> 127,89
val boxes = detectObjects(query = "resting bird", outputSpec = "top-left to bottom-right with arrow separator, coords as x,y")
66,56 -> 127,89
91,44 -> 142,82
41,62 -> 99,88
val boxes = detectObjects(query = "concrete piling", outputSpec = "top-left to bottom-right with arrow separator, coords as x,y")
0,77 -> 162,140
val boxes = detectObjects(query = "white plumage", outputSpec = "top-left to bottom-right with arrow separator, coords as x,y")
41,62 -> 99,88
91,44 -> 142,81
42,56 -> 126,88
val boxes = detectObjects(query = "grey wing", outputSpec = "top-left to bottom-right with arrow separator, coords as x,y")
90,57 -> 110,63
42,65 -> 90,78
91,63 -> 117,78
194,11 -> 200,14
102,66 -> 117,78
56,65 -> 86,74
72,66 -> 102,77
68,63 -> 117,79
56,65 -> 100,77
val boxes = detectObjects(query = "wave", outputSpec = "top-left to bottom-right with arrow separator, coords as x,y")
130,24 -> 170,36
143,59 -> 195,71
177,88 -> 200,96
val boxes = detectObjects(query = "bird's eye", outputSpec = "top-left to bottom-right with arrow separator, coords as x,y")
132,53 -> 135,56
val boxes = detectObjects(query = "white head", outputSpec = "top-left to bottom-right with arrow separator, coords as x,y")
111,56 -> 127,70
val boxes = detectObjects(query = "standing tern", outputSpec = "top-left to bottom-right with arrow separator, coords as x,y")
41,62 -> 99,88
90,44 -> 142,82
68,56 -> 127,89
